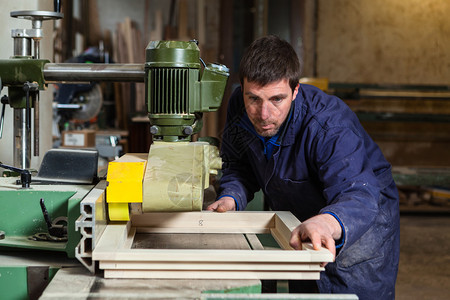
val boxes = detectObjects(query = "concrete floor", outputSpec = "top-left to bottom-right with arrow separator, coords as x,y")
396,214 -> 450,299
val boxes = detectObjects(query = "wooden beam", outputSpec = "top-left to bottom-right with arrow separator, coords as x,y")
131,211 -> 275,233
104,269 -> 321,280
94,248 -> 332,263
178,0 -> 189,40
270,211 -> 301,250
99,261 -> 323,271
245,233 -> 265,250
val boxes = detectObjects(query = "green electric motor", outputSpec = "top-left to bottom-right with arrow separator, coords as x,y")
145,40 -> 229,142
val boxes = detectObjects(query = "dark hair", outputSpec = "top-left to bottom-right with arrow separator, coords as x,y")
239,35 -> 301,92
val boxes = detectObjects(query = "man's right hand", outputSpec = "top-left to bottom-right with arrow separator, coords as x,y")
206,196 -> 236,212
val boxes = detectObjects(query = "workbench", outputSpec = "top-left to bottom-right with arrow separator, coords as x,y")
39,266 -> 359,299
0,250 -> 262,299
40,266 -> 262,299
1,251 -> 358,299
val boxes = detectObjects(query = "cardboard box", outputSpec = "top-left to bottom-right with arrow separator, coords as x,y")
62,130 -> 96,148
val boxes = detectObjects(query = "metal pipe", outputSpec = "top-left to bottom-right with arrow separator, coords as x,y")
34,93 -> 39,156
44,63 -> 145,82
0,97 -> 6,139
34,39 -> 40,59
14,108 -> 31,169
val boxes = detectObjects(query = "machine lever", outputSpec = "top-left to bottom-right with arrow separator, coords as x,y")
23,82 -> 38,131
40,198 -> 53,231
0,161 -> 32,188
54,0 -> 61,13
39,198 -> 67,238
0,95 -> 7,139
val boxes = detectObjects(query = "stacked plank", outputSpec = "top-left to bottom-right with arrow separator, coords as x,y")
92,211 -> 333,279
113,18 -> 146,129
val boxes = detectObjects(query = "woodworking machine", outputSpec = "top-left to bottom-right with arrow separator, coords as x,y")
107,40 -> 229,220
0,7 -> 228,259
0,8 -> 338,300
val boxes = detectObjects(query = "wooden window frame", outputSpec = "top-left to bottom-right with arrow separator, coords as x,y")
92,211 -> 333,279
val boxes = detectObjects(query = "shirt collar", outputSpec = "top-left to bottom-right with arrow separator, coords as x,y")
240,103 -> 294,146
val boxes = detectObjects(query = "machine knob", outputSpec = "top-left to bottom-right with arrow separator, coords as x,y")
150,125 -> 159,135
182,126 -> 193,135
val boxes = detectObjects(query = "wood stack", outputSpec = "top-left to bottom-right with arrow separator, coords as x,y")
98,1 -> 222,137
113,18 -> 146,129
92,211 -> 333,279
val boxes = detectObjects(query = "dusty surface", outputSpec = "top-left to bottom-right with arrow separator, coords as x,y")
396,215 -> 450,299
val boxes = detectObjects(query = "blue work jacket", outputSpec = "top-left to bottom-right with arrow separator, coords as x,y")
218,84 -> 400,299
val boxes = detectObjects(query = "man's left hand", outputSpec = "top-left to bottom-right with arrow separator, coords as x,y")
289,214 -> 342,266
206,196 -> 236,212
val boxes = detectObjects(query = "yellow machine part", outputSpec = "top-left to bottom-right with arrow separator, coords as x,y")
108,203 -> 130,221
106,160 -> 147,221
104,142 -> 221,219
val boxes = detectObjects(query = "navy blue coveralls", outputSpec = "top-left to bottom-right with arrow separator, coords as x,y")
218,84 -> 400,299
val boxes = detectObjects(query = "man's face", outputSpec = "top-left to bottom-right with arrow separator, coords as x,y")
242,78 -> 299,137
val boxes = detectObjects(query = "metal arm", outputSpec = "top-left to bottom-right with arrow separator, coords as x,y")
0,162 -> 32,188
0,95 -> 7,139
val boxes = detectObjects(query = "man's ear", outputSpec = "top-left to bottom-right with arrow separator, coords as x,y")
292,83 -> 300,100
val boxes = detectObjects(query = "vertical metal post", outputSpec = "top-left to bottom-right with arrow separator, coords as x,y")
12,33 -> 33,168
14,108 -> 31,169
34,94 -> 39,156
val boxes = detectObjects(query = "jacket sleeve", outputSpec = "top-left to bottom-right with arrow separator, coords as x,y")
312,126 -> 381,250
217,88 -> 260,210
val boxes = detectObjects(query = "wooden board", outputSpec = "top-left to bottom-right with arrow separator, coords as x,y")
103,270 -> 321,280
92,211 -> 333,280
99,261 -> 323,271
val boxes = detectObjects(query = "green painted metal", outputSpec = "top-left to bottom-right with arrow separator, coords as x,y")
203,282 -> 261,295
245,190 -> 265,211
146,40 -> 201,68
0,190 -> 74,236
145,40 -> 229,141
0,180 -> 93,258
0,59 -> 48,87
0,58 -> 49,109
0,266 -> 28,300
0,266 -> 60,300
197,64 -> 230,112
48,267 -> 58,281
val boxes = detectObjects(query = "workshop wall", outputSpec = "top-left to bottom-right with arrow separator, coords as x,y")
316,0 -> 450,85
0,0 -> 54,168
311,0 -> 450,168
